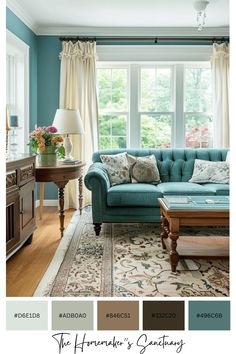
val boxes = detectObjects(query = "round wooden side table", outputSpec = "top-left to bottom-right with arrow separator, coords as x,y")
35,162 -> 86,237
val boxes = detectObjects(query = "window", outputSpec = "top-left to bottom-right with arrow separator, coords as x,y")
6,30 -> 29,154
184,65 -> 213,148
140,67 -> 173,148
97,67 -> 128,149
97,62 -> 213,149
6,54 -> 16,115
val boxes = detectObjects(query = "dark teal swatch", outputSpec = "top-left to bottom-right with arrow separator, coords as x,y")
189,301 -> 230,330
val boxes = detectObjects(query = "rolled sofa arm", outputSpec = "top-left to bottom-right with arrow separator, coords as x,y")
84,162 -> 110,191
84,162 -> 110,223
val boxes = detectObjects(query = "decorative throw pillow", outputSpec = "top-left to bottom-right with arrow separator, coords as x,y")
189,159 -> 229,184
127,154 -> 160,184
100,152 -> 130,186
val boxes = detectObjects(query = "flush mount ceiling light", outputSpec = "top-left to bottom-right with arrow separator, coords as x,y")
193,1 -> 209,31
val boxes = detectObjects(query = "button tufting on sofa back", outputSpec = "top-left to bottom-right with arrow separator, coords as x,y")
92,148 -> 228,182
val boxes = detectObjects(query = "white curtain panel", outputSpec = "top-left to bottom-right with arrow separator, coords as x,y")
59,41 -> 98,209
211,43 -> 229,148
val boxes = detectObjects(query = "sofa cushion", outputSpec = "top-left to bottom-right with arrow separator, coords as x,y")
156,182 -> 215,195
202,183 -> 230,196
107,183 -> 163,207
127,154 -> 160,184
100,152 -> 130,186
189,159 -> 229,184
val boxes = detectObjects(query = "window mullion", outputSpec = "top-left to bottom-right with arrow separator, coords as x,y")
129,64 -> 140,148
175,64 -> 185,147
110,69 -> 113,111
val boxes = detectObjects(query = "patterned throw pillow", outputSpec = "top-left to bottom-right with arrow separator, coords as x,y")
100,152 -> 130,186
127,154 -> 160,184
189,159 -> 229,184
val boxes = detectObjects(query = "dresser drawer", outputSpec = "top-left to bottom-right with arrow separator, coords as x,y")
6,170 -> 17,192
19,163 -> 35,186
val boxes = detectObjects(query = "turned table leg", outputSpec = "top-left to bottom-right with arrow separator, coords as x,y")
169,218 -> 180,272
160,214 -> 169,249
78,174 -> 83,215
58,187 -> 65,237
55,181 -> 68,238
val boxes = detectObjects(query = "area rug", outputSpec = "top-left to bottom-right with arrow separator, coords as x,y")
34,210 -> 229,297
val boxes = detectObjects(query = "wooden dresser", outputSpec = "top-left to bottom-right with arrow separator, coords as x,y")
6,154 -> 36,259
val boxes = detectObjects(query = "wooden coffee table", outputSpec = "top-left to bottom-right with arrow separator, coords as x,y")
158,196 -> 229,272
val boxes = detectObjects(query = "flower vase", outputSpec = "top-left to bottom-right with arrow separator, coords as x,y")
38,146 -> 57,166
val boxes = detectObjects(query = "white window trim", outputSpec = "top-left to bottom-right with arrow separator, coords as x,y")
97,45 -> 212,62
129,64 -> 139,147
6,30 -> 29,152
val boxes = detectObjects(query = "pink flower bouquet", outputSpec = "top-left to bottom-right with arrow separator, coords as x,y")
29,126 -> 65,157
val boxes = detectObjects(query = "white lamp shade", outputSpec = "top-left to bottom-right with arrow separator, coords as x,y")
53,109 -> 85,135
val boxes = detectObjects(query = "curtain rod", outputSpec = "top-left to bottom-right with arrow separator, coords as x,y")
59,36 -> 229,43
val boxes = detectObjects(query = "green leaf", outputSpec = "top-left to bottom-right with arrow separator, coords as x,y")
57,145 -> 65,158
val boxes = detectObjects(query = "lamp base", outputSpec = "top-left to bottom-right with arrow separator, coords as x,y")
64,154 -> 74,161
64,135 -> 73,160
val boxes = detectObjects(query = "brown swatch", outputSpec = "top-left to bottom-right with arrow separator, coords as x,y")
97,301 -> 139,330
143,301 -> 184,330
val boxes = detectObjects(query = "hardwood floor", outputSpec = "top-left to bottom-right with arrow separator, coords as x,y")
6,207 -> 75,297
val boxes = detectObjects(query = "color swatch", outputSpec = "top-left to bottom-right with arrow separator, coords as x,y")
52,301 -> 93,330
6,301 -> 48,330
143,301 -> 185,330
6,299 -> 231,332
97,301 -> 139,330
189,301 -> 230,330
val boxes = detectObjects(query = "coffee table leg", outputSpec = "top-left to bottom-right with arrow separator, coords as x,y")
169,218 -> 179,272
160,215 -> 169,249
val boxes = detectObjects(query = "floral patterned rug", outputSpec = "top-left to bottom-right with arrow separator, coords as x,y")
34,211 -> 229,297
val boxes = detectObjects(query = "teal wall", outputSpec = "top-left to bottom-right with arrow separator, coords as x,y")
6,8 -> 38,131
37,36 -> 61,199
37,36 -> 61,127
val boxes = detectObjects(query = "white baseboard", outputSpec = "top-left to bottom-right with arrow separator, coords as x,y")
36,199 -> 58,208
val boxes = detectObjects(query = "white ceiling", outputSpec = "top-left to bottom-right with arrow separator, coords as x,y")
7,0 -> 229,35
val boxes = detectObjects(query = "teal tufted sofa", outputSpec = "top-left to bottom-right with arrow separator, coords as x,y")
84,148 -> 229,235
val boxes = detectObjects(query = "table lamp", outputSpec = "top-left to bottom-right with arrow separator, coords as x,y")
53,108 -> 84,160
